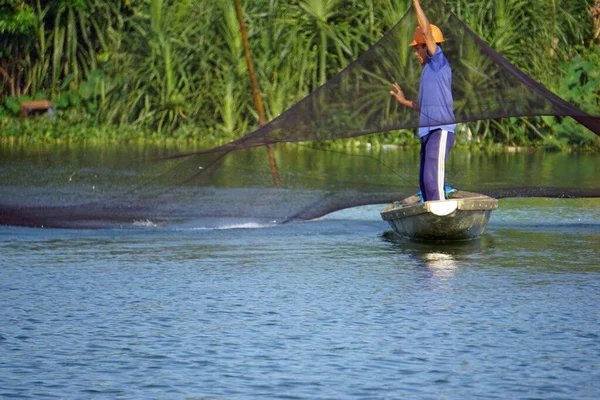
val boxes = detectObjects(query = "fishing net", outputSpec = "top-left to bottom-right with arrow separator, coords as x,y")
1,0 -> 599,229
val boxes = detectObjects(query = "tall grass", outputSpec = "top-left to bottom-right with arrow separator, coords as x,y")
0,0 -> 597,145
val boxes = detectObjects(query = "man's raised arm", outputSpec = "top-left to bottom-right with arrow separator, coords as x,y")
413,0 -> 437,56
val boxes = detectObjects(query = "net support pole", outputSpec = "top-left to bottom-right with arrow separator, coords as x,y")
234,0 -> 281,186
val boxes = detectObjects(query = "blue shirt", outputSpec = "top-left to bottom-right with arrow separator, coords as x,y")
418,46 -> 456,138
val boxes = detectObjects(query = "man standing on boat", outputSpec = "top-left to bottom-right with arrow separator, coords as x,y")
390,0 -> 456,202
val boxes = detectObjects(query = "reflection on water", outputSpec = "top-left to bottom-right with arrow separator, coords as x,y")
421,251 -> 458,279
1,142 -> 599,229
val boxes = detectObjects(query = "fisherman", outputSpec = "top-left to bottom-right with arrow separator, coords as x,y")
390,0 -> 456,202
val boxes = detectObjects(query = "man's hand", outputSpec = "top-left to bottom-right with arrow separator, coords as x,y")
390,82 -> 407,103
390,82 -> 418,110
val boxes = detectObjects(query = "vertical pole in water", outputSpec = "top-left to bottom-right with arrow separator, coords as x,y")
234,0 -> 281,186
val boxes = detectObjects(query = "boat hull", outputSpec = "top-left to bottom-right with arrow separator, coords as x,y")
381,191 -> 498,241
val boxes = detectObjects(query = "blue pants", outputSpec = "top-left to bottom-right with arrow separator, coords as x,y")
419,129 -> 455,202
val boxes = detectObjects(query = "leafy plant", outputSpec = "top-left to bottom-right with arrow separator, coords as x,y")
558,48 -> 600,114
0,0 -> 598,148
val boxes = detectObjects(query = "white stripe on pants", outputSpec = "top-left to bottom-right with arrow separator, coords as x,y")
437,130 -> 448,200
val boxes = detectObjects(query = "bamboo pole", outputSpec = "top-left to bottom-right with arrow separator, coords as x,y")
234,0 -> 280,186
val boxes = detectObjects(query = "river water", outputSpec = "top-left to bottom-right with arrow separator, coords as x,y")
1,143 -> 599,399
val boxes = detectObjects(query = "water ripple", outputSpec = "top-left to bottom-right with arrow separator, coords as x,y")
1,207 -> 599,398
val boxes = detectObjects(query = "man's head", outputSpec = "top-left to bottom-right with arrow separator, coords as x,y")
409,25 -> 444,65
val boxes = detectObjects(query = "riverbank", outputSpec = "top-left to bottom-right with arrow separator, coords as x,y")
2,116 -> 599,153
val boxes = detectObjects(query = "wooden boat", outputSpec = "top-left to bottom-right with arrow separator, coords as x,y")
381,190 -> 498,241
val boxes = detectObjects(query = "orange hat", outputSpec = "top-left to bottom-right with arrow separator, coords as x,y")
409,24 -> 444,46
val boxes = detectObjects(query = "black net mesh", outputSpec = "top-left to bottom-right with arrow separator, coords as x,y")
1,0 -> 599,229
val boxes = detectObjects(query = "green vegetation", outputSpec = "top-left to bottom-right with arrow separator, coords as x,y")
1,0 -> 599,149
